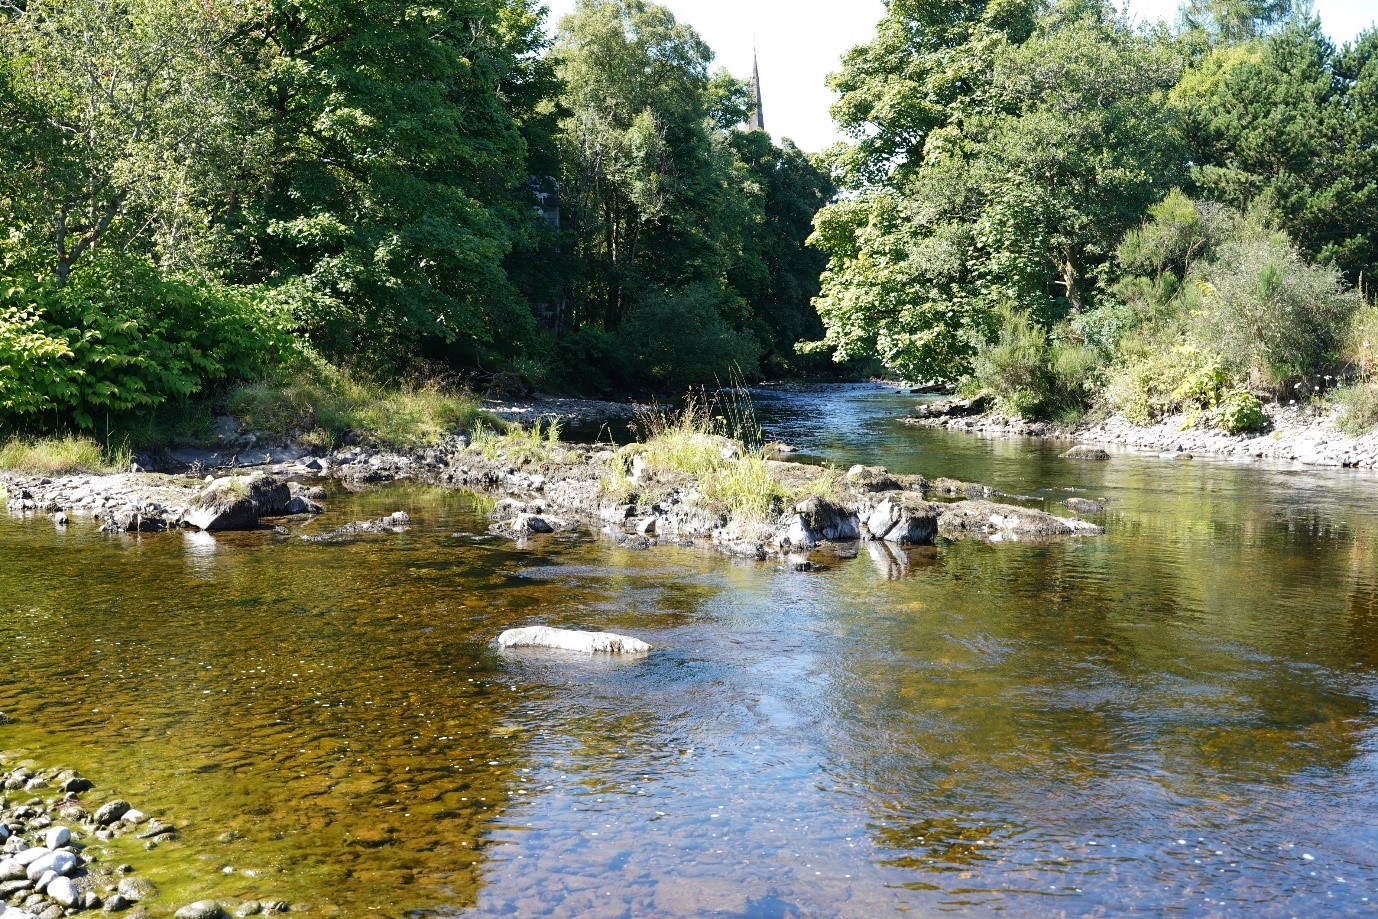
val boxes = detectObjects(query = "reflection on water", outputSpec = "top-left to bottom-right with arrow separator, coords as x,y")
1,385 -> 1377,917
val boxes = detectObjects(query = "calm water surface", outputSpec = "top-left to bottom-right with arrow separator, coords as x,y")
2,383 -> 1377,917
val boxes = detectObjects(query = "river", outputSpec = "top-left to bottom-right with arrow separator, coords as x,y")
1,383 -> 1376,917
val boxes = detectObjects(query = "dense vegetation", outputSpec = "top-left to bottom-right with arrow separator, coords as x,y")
4,0 -> 1378,452
0,0 -> 831,444
811,0 -> 1378,432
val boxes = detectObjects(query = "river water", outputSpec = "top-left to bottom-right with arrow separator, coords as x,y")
2,383 -> 1376,917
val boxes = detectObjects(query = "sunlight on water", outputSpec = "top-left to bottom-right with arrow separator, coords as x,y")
2,384 -> 1377,917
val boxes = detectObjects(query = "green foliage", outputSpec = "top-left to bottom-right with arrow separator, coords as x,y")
1345,302 -> 1378,378
1216,389 -> 1265,433
0,261 -> 293,429
246,0 -> 549,368
973,308 -> 1100,420
811,0 -> 1185,382
1333,382 -> 1378,434
1107,338 -> 1224,425
618,392 -> 786,523
616,284 -> 761,388
1176,17 -> 1378,282
726,132 -> 834,374
0,0 -> 257,283
227,363 -> 491,450
0,435 -> 132,475
1189,212 -> 1359,384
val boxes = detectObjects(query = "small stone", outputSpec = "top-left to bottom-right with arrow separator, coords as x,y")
25,850 -> 75,881
93,801 -> 130,827
119,810 -> 148,826
0,859 -> 26,881
0,904 -> 38,919
1063,497 -> 1104,515
44,876 -> 76,907
116,877 -> 158,902
233,903 -> 261,917
81,893 -> 101,910
12,850 -> 50,869
42,828 -> 69,850
1061,444 -> 1110,460
101,893 -> 130,912
173,901 -> 225,919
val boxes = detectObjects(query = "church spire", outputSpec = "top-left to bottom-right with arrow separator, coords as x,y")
748,46 -> 764,132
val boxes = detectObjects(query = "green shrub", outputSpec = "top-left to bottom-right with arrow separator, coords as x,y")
553,326 -> 628,394
1334,382 -> 1378,435
617,283 -> 761,389
1346,302 -> 1378,379
1216,390 -> 1265,434
973,309 -> 1100,420
1106,339 -> 1228,425
1189,213 -> 1358,385
0,260 -> 295,429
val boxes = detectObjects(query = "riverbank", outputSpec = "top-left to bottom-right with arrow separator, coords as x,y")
1,422 -> 1102,562
909,399 -> 1378,468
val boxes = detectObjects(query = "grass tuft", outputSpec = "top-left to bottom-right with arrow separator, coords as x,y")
0,435 -> 132,475
616,389 -> 794,524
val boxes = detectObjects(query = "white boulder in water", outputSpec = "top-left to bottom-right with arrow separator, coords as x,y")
496,626 -> 651,655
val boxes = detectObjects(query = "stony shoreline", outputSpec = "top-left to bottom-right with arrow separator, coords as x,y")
1,422 -> 1104,562
0,755 -> 287,919
909,401 -> 1378,469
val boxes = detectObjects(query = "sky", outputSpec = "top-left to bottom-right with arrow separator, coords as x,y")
542,0 -> 1378,153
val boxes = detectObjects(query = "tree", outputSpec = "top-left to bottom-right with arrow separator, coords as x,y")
809,0 -> 1184,382
0,0 -> 255,285
1180,0 -> 1295,43
726,132 -> 834,373
239,0 -> 550,367
553,0 -> 753,332
1177,17 -> 1378,282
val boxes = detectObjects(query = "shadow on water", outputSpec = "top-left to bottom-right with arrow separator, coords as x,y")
2,384 -> 1378,916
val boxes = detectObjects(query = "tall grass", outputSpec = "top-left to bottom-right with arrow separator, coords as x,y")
228,363 -> 492,449
619,387 -> 791,523
0,435 -> 132,475
471,416 -> 562,464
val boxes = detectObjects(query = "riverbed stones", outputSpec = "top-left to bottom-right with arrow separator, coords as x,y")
937,501 -> 1101,539
301,512 -> 411,542
865,495 -> 941,545
41,828 -> 68,850
93,800 -> 130,826
43,877 -> 75,907
184,474 -> 290,531
0,859 -> 26,881
117,876 -> 158,901
11,849 -> 48,869
845,465 -> 902,492
496,626 -> 652,654
23,849 -> 74,880
174,901 -> 225,919
1061,445 -> 1111,460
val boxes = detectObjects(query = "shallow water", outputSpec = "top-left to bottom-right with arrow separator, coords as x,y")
2,383 -> 1378,917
